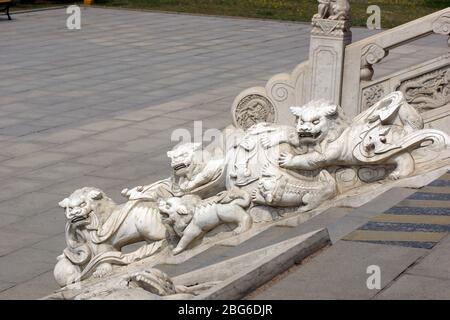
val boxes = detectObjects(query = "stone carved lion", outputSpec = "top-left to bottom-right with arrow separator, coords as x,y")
313,0 -> 350,20
158,194 -> 202,238
226,121 -> 340,211
54,187 -> 168,286
121,142 -> 225,202
168,142 -> 225,197
267,92 -> 449,180
158,188 -> 252,255
54,91 -> 449,289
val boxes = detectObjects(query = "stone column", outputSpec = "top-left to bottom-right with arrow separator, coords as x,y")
307,17 -> 352,105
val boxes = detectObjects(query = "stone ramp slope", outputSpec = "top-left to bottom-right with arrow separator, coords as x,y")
250,171 -> 450,299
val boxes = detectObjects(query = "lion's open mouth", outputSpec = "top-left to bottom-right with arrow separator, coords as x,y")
299,131 -> 321,139
71,216 -> 87,224
172,163 -> 187,171
159,210 -> 169,218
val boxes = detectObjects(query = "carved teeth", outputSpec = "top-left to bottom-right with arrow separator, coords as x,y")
173,163 -> 187,171
71,216 -> 87,223
299,132 -> 321,138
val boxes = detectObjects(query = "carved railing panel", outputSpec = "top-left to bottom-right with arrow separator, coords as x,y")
433,11 -> 450,45
342,7 -> 450,119
398,66 -> 449,112
360,54 -> 450,132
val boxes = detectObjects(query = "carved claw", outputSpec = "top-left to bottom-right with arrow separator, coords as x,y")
278,152 -> 293,168
121,186 -> 146,199
260,133 -> 272,149
251,188 -> 258,199
388,171 -> 401,180
261,163 -> 276,177
92,263 -> 113,278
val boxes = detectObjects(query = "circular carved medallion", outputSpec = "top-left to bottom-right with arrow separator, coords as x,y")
234,94 -> 276,130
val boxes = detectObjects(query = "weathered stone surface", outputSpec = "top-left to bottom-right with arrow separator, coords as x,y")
1,6 -> 449,300
0,271 -> 58,300
406,235 -> 450,280
48,17 -> 450,297
0,248 -> 55,284
251,241 -> 426,300
375,274 -> 450,300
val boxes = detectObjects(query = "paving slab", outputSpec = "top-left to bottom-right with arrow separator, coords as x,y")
344,172 -> 450,250
251,241 -> 427,300
40,175 -> 128,198
30,233 -> 66,255
6,208 -> 66,237
348,188 -> 417,219
406,235 -> 450,280
0,192 -> 64,217
0,228 -> 49,257
0,271 -> 58,300
375,274 -> 450,300
1,152 -> 73,169
0,281 -> 15,294
0,247 -> 55,283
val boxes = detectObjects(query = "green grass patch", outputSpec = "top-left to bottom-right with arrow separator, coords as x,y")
92,0 -> 448,27
10,0 -> 449,27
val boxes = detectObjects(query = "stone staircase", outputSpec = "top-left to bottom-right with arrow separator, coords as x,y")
249,171 -> 450,299
344,171 -> 450,249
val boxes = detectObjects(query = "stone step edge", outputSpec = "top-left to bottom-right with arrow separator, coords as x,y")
192,229 -> 330,300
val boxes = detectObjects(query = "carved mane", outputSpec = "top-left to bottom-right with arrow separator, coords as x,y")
291,99 -> 351,143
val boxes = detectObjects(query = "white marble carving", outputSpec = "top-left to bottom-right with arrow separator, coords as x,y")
433,12 -> 450,46
54,91 -> 450,288
342,8 -> 450,118
313,0 -> 350,21
233,94 -> 276,130
159,188 -> 252,254
362,84 -> 386,109
398,67 -> 450,111
358,54 -> 450,133
47,3 -> 450,301
71,268 -> 219,300
54,187 -> 167,286
360,44 -> 389,81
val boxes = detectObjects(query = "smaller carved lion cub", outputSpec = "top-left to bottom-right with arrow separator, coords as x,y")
159,188 -> 252,255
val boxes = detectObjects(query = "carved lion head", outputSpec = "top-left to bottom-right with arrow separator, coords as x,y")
59,187 -> 114,227
290,100 -> 349,145
158,195 -> 201,236
158,195 -> 200,217
167,142 -> 202,176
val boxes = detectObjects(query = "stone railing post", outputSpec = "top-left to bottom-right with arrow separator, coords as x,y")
307,0 -> 352,105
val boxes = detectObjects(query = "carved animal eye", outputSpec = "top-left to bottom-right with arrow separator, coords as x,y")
312,119 -> 320,125
80,202 -> 86,207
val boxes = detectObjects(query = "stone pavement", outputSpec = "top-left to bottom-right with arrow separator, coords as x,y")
0,7 -> 447,299
251,172 -> 450,300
